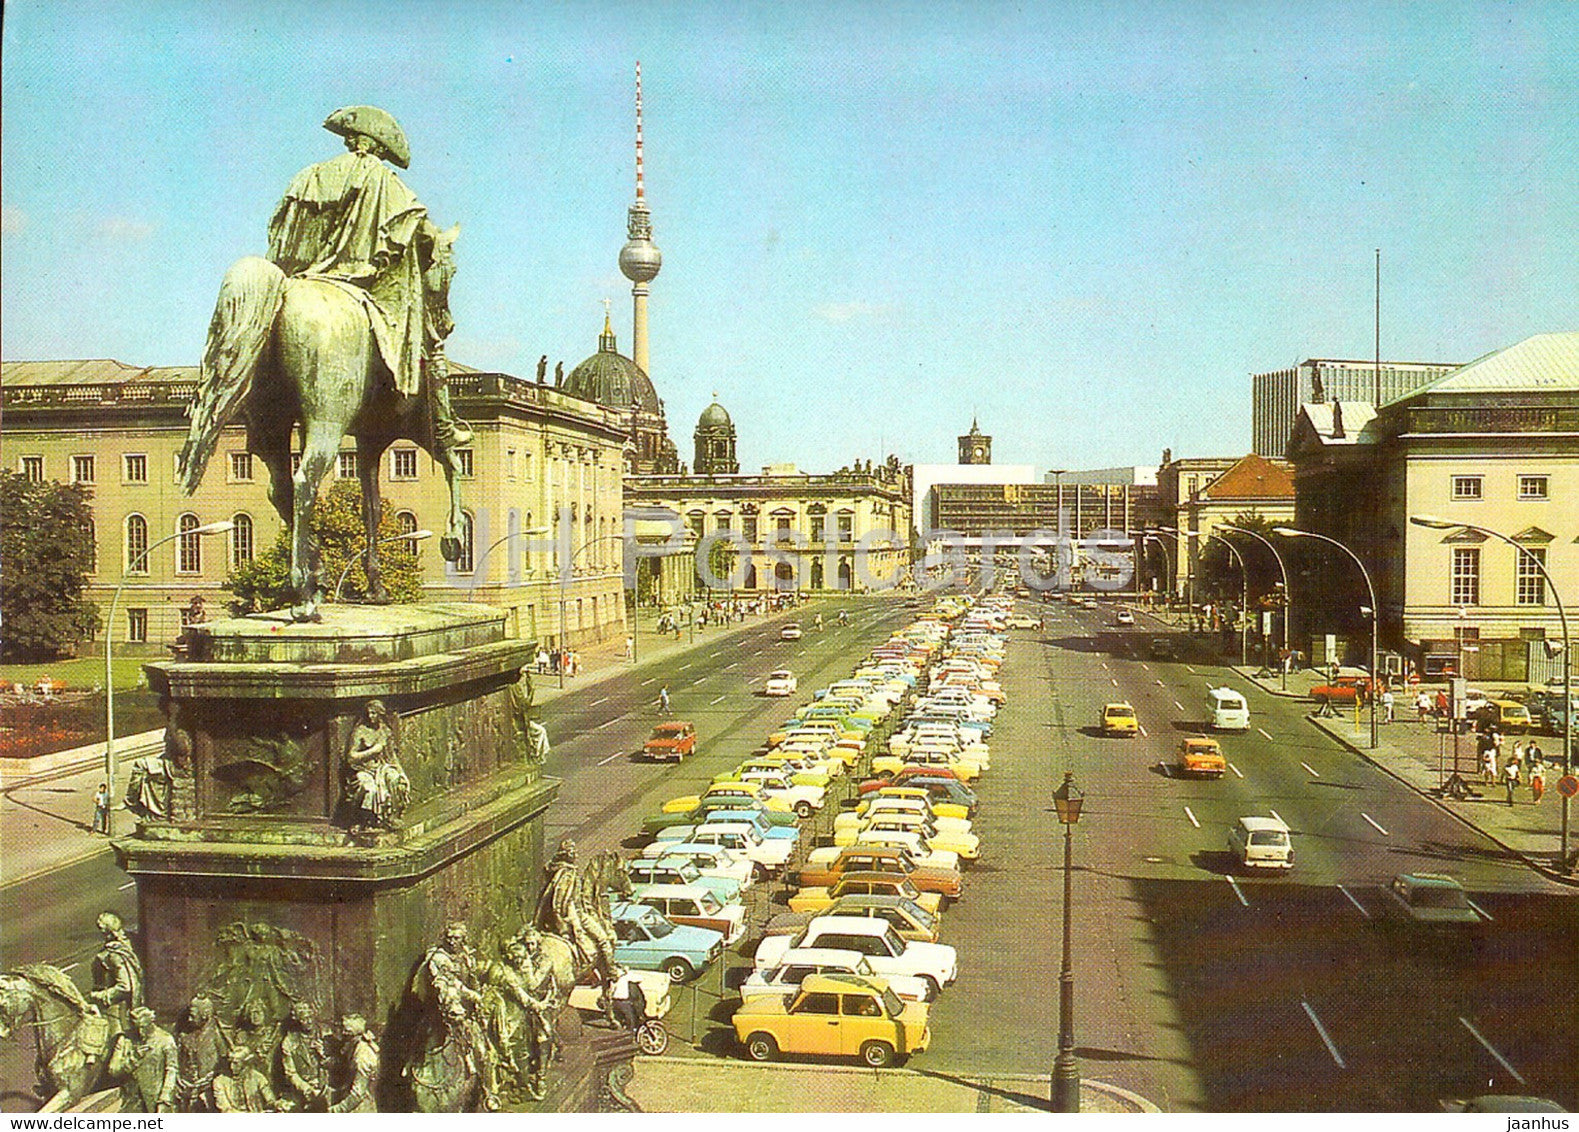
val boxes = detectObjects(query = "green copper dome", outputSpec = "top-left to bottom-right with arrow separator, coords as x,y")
563,316 -> 660,414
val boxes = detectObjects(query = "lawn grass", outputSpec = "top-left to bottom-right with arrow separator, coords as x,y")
0,656 -> 151,692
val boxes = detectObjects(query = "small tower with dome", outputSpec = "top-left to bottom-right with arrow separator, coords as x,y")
694,395 -> 738,475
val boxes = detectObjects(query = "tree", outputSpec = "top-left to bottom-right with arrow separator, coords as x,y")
1198,513 -> 1284,609
0,471 -> 102,659
223,480 -> 424,613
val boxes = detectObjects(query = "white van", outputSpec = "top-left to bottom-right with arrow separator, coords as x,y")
1207,687 -> 1250,731
1228,816 -> 1293,870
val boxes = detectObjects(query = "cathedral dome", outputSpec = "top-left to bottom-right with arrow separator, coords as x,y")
697,400 -> 733,430
563,315 -> 660,415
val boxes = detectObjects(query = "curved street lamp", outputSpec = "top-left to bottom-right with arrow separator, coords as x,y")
332,529 -> 433,602
1273,526 -> 1379,749
1184,529 -> 1249,667
1411,514 -> 1572,871
1219,524 -> 1294,689
1141,531 -> 1174,604
104,519 -> 234,837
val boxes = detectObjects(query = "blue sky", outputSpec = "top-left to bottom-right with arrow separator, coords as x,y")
4,1 -> 1576,473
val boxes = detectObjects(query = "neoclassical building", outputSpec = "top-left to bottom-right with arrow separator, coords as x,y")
2,359 -> 632,653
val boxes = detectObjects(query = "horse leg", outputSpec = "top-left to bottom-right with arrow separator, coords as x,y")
358,438 -> 390,603
258,440 -> 295,533
290,421 -> 343,620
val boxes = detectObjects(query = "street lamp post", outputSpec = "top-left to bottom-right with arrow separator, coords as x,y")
1412,515 -> 1573,871
557,530 -> 634,690
105,520 -> 234,837
332,529 -> 433,602
1142,532 -> 1173,608
1197,532 -> 1249,668
1220,525 -> 1293,690
1051,771 -> 1084,1111
1274,527 -> 1379,749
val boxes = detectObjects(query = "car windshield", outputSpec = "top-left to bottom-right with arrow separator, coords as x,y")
899,899 -> 936,927
1409,887 -> 1471,909
697,890 -> 723,913
880,926 -> 905,954
641,913 -> 673,938
881,987 -> 905,1017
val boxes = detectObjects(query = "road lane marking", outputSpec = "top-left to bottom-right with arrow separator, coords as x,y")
1360,812 -> 1390,836
1268,808 -> 1283,823
1226,876 -> 1249,906
596,751 -> 623,766
640,677 -> 656,686
118,881 -> 136,891
1140,663 -> 1151,671
1229,763 -> 1243,778
1101,662 -> 1109,670
591,697 -> 609,706
1138,725 -> 1148,737
1156,679 -> 1164,686
1468,899 -> 1493,922
1173,700 -> 1185,711
1300,761 -> 1320,777
1184,806 -> 1199,828
1303,1002 -> 1347,1068
1111,678 -> 1119,687
1337,885 -> 1371,918
1186,666 -> 1198,674
1459,1017 -> 1525,1084
1258,727 -> 1274,740
61,962 -> 80,972
709,695 -> 725,705
724,662 -> 739,670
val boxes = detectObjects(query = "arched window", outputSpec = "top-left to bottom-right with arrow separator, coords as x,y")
177,513 -> 202,574
456,511 -> 475,573
231,513 -> 254,566
396,511 -> 420,565
125,514 -> 149,574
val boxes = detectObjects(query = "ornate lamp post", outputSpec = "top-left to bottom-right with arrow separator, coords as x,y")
1412,515 -> 1572,871
1051,771 -> 1084,1111
105,520 -> 233,836
1274,527 -> 1379,749
333,529 -> 433,602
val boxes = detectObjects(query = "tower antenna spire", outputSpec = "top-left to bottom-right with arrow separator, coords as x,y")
635,60 -> 645,202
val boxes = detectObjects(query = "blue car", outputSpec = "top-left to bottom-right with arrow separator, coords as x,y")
612,901 -> 724,983
707,809 -> 800,844
627,855 -> 745,903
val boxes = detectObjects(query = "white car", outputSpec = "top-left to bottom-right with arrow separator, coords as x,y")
645,843 -> 756,890
735,770 -> 826,818
839,797 -> 973,836
753,916 -> 959,1000
1006,615 -> 1041,629
764,670 -> 798,696
780,623 -> 803,641
687,821 -> 795,873
1116,610 -> 1135,626
742,947 -> 933,1003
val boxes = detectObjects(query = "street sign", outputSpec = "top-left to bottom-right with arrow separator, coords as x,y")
1557,775 -> 1579,799
1450,677 -> 1467,720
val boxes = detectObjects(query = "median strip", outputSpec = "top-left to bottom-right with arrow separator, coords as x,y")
1459,1016 -> 1525,1084
1360,812 -> 1390,836
1226,876 -> 1249,906
1303,1001 -> 1347,1068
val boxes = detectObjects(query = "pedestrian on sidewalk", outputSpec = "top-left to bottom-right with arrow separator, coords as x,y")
93,781 -> 112,834
1382,687 -> 1395,723
624,636 -> 634,661
1416,690 -> 1432,724
1503,757 -> 1521,805
1481,743 -> 1497,785
1530,760 -> 1546,803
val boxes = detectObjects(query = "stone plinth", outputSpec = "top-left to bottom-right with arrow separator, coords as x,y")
120,604 -> 559,1106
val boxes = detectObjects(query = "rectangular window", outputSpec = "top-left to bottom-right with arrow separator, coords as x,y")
810,516 -> 825,543
775,516 -> 793,538
506,448 -> 517,480
1518,475 -> 1549,500
1186,475 -> 1198,498
20,455 -> 44,482
455,448 -> 474,478
1451,548 -> 1480,606
391,448 -> 419,480
1451,476 -> 1482,501
123,454 -> 148,483
127,608 -> 148,644
715,513 -> 731,532
838,514 -> 854,542
337,451 -> 359,480
230,452 -> 253,481
72,455 -> 95,484
742,515 -> 759,543
1516,547 -> 1547,606
178,523 -> 202,574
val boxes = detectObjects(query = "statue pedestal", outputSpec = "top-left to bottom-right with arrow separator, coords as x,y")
123,604 -> 562,1107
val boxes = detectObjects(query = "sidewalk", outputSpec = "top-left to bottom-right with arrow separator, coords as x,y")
625,1056 -> 1159,1113
1232,665 -> 1578,885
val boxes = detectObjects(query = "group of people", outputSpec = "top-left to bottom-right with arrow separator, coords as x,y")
533,647 -> 581,677
1479,732 -> 1551,805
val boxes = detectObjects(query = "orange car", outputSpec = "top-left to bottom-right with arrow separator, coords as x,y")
644,721 -> 697,763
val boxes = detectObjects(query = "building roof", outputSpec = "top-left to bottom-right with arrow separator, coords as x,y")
697,400 -> 733,430
562,315 -> 661,415
1296,401 -> 1381,446
2,358 -> 195,385
1391,331 -> 1579,401
1199,453 -> 1295,502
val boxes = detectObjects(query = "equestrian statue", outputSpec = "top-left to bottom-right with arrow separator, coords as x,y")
177,106 -> 471,621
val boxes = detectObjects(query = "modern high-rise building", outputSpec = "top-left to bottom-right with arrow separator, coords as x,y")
1251,358 -> 1461,458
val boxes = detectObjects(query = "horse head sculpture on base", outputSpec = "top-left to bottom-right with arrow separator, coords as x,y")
179,223 -> 466,622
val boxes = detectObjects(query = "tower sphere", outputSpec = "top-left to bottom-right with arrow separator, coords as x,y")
620,237 -> 662,282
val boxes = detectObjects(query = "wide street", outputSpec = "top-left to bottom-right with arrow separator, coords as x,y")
2,591 -> 1574,1111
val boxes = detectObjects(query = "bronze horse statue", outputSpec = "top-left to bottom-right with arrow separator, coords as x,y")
0,965 -> 114,1112
177,223 -> 465,621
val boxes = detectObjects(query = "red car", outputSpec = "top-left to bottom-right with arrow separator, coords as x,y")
857,765 -> 970,794
643,721 -> 697,762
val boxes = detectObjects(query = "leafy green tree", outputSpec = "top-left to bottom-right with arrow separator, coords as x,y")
223,480 -> 424,613
1198,512 -> 1283,606
0,471 -> 102,659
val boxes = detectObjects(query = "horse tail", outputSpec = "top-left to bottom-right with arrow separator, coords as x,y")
178,256 -> 286,494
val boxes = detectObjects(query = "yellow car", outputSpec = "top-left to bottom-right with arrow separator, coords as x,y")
661,781 -> 793,815
834,813 -> 980,861
787,871 -> 946,916
871,747 -> 982,783
867,785 -> 970,822
1101,702 -> 1139,737
734,973 -> 931,1067
843,795 -> 972,835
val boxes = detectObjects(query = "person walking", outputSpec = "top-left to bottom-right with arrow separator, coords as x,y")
1382,687 -> 1396,724
93,782 -> 112,834
1530,758 -> 1546,803
658,686 -> 670,715
1502,756 -> 1521,806
1416,690 -> 1432,724
1481,742 -> 1497,786
624,635 -> 634,662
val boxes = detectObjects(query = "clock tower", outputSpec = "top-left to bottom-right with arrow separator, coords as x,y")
958,418 -> 992,465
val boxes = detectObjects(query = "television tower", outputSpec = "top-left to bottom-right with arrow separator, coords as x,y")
618,61 -> 662,379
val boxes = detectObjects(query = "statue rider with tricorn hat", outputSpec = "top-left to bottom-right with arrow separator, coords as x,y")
266,105 -> 471,450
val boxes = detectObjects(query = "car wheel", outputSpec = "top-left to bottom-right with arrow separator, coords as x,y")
745,1032 -> 778,1062
860,1040 -> 896,1068
663,958 -> 694,983
794,800 -> 814,819
919,975 -> 942,1001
